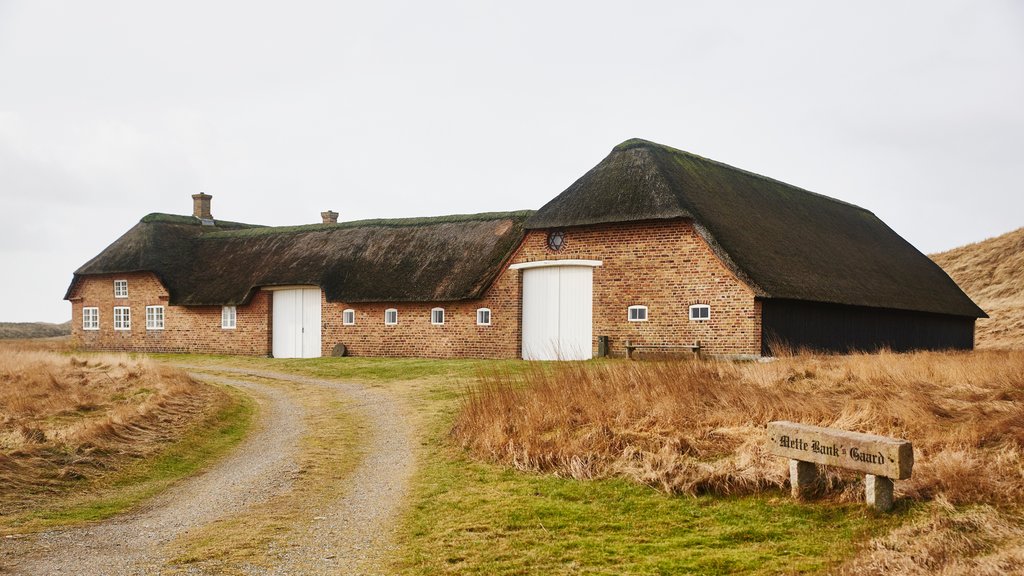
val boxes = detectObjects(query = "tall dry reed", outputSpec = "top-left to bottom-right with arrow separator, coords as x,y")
453,350 -> 1024,505
0,348 -> 215,511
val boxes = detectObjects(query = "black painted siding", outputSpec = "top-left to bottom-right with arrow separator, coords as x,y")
760,299 -> 976,356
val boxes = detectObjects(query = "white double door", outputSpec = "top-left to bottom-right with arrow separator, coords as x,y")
272,288 -> 322,358
521,266 -> 593,361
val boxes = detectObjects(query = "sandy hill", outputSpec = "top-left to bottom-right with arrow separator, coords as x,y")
0,321 -> 71,340
931,226 -> 1024,349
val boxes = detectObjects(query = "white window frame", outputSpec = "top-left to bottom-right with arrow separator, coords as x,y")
343,309 -> 356,326
689,304 -> 711,321
221,306 -> 237,329
114,279 -> 128,298
385,308 -> 398,326
431,307 -> 445,325
145,305 -> 165,330
627,305 -> 649,322
82,307 -> 99,331
113,306 -> 131,330
476,308 -> 491,326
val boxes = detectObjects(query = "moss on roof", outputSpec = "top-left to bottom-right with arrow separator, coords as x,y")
139,213 -> 261,229
528,138 -> 985,318
202,211 -> 535,239
67,210 -> 534,305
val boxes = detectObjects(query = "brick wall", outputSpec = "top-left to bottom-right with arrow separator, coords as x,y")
69,272 -> 272,355
68,219 -> 760,359
321,262 -> 521,359
509,220 -> 761,357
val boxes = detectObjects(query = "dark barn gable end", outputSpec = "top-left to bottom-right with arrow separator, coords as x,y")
66,140 -> 985,359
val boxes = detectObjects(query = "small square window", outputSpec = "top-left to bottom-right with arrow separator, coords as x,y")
146,306 -> 164,330
689,304 -> 710,321
114,279 -> 128,298
113,306 -> 131,330
343,309 -> 356,325
83,307 -> 99,330
476,308 -> 491,326
431,308 -> 445,325
627,305 -> 648,322
221,306 -> 237,329
385,308 -> 398,325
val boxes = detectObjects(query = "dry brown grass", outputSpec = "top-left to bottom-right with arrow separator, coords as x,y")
837,498 -> 1024,575
0,347 -> 218,513
455,351 -> 1024,572
932,226 -> 1024,349
453,350 -> 1024,505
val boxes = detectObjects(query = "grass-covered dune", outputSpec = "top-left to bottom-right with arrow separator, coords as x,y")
0,321 -> 70,340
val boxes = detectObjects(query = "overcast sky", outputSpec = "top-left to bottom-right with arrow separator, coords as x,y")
1,1 -> 1021,323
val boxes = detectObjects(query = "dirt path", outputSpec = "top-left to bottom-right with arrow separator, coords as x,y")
2,365 -> 415,575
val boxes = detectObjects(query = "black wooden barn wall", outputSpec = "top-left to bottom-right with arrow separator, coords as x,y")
760,299 -> 976,355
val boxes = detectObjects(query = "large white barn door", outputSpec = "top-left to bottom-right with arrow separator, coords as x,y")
521,266 -> 593,360
300,287 -> 322,358
272,288 -> 322,358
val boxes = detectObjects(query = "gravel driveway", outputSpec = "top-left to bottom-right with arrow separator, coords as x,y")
2,365 -> 415,575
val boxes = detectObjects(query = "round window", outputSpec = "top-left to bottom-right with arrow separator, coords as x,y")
547,231 -> 565,251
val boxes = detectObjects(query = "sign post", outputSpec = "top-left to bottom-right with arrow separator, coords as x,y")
766,421 -> 913,511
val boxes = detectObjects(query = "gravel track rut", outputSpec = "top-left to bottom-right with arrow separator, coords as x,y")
2,365 -> 415,575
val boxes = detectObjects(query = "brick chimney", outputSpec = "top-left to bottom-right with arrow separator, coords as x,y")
192,193 -> 213,220
321,210 -> 339,224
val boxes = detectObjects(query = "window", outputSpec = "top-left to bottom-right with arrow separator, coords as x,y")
221,306 -> 237,329
83,307 -> 99,330
343,309 -> 356,326
476,308 -> 491,326
547,230 -> 565,251
627,305 -> 648,322
385,308 -> 398,325
145,306 -> 164,330
431,307 -> 445,325
114,279 -> 128,298
113,306 -> 131,330
689,304 -> 711,321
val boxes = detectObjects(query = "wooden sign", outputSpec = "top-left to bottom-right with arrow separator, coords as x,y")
766,421 -> 913,480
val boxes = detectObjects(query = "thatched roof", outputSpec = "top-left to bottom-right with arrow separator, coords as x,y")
66,211 -> 533,305
528,139 -> 985,318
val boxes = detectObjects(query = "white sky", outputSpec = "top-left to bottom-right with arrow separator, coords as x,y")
1,1 -> 1022,322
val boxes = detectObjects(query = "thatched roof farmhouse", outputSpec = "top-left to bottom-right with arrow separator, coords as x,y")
66,139 -> 984,359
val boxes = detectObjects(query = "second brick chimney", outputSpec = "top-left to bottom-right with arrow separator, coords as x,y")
192,193 -> 213,220
321,210 -> 339,224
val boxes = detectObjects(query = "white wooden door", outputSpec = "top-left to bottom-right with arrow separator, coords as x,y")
272,288 -> 322,358
557,267 -> 592,360
521,266 -> 593,360
300,287 -> 322,358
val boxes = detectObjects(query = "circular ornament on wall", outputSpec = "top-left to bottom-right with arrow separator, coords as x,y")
547,231 -> 565,252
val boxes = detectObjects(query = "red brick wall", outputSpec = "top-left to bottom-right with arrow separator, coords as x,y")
68,219 -> 760,359
321,263 -> 521,359
509,220 -> 761,357
69,272 -> 272,355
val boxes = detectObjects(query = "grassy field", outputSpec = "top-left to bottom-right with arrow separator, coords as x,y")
7,344 -> 1021,573
0,346 -> 254,534
158,354 -> 910,574
452,350 -> 1024,574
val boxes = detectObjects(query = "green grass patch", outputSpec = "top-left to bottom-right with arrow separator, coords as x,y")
398,444 -> 895,575
2,384 -> 255,533
155,353 -> 533,387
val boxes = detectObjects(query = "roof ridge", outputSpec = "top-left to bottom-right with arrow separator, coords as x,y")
618,138 -> 873,214
201,210 -> 536,239
140,213 -> 263,229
